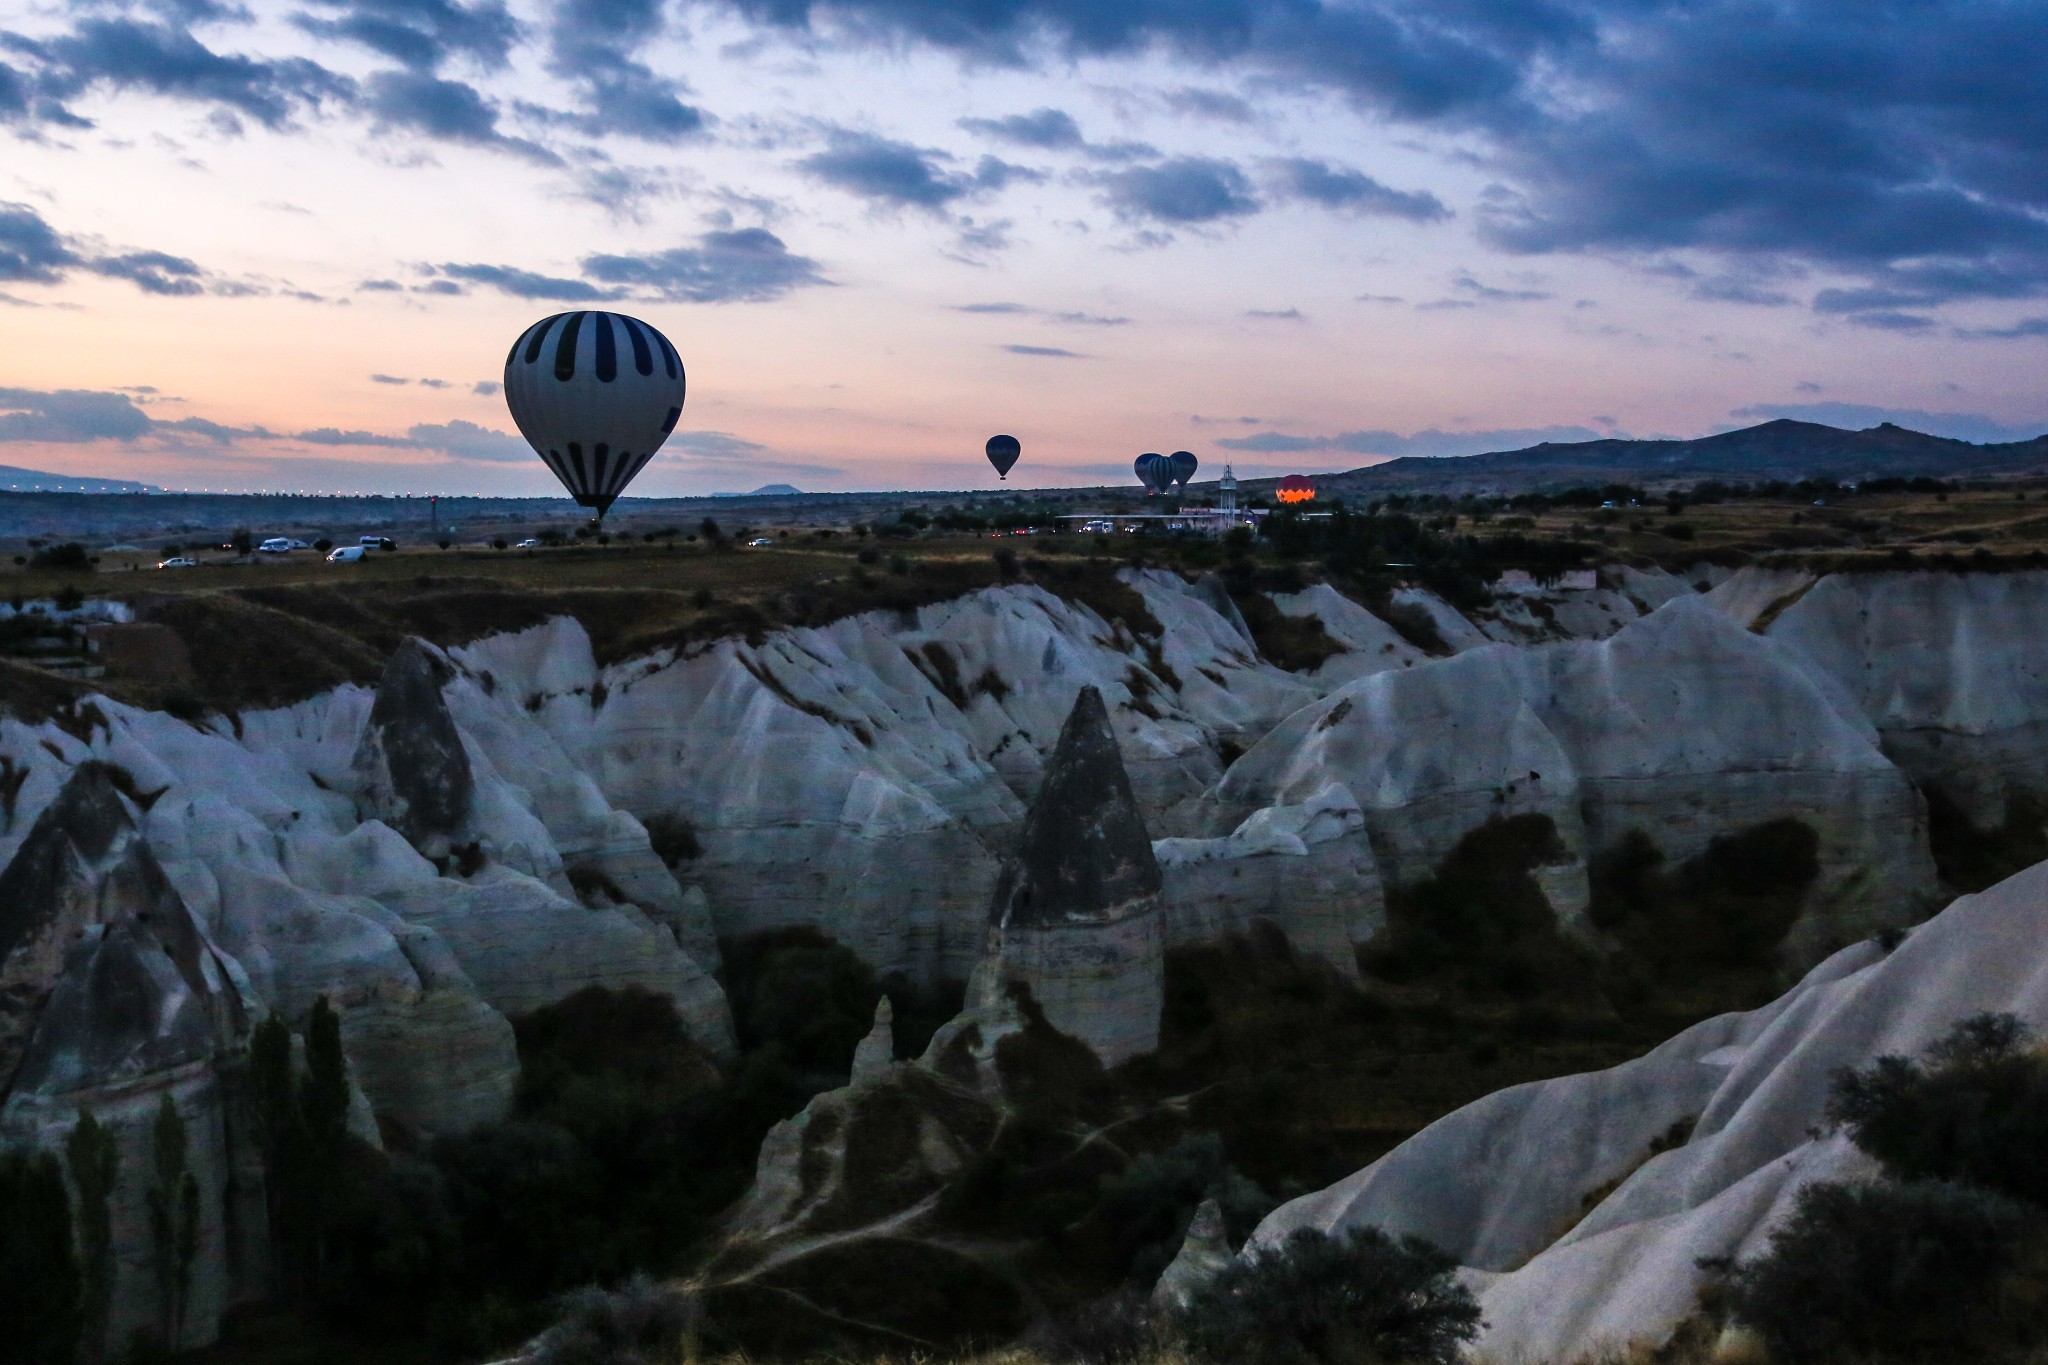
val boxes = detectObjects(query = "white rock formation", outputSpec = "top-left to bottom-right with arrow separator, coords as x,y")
1255,857 -> 2048,1362
848,995 -> 896,1086
1152,1198 -> 1233,1310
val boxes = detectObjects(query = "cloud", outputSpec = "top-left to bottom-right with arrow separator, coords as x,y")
292,0 -> 519,73
958,301 -> 1030,314
79,250 -> 206,295
472,380 -> 502,395
1163,87 -> 1253,123
1264,157 -> 1449,221
1963,317 -> 2048,340
22,17 -> 350,130
408,418 -> 528,460
1217,423 -> 1607,458
1451,271 -> 1550,302
1096,156 -> 1258,224
1003,344 -> 1083,357
0,203 -> 77,284
1245,307 -> 1304,320
668,430 -> 767,457
363,70 -> 558,162
797,130 -> 1001,211
0,387 -> 154,442
434,262 -> 615,300
370,373 -> 409,384
582,228 -> 829,302
357,277 -> 404,291
1053,311 -> 1129,326
1729,403 -> 2048,444
541,0 -> 707,142
958,107 -> 1082,149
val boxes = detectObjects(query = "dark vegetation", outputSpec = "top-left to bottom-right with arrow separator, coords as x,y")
1923,786 -> 2048,894
1709,1014 -> 2048,1364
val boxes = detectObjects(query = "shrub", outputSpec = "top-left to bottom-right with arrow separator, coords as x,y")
0,1148 -> 80,1365
530,1275 -> 700,1365
1828,1013 -> 2048,1207
1724,1178 -> 2044,1364
27,542 -> 92,571
1087,1133 -> 1274,1287
1172,1225 -> 1480,1365
1027,1289 -> 1155,1365
721,928 -> 880,1076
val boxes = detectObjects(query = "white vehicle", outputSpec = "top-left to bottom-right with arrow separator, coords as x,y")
748,537 -> 774,546
257,537 -> 293,554
156,557 -> 198,569
287,538 -> 311,550
516,538 -> 543,549
358,535 -> 397,551
327,545 -> 365,563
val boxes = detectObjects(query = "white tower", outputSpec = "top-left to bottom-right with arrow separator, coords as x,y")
1218,465 -> 1239,513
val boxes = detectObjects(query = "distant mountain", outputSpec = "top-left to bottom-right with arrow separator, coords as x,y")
1233,420 -> 2048,498
749,483 -> 803,496
0,465 -> 160,494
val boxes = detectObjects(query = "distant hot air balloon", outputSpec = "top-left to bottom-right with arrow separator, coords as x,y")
1134,453 -> 1171,495
1168,450 -> 1198,491
986,434 -> 1021,480
1276,474 -> 1317,505
503,310 -> 686,518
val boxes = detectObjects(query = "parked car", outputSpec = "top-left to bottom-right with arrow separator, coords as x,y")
748,537 -> 774,546
156,557 -> 198,569
358,535 -> 397,551
516,537 -> 543,549
327,545 -> 366,562
257,537 -> 293,553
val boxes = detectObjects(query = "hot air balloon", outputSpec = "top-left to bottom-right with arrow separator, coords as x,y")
1134,453 -> 1171,495
1168,450 -> 1198,491
503,310 -> 686,518
1276,474 -> 1316,505
986,434 -> 1021,480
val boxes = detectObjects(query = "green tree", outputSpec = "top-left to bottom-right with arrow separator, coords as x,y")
67,1111 -> 120,1363
0,1148 -> 81,1364
147,1094 -> 201,1345
250,998 -> 354,1302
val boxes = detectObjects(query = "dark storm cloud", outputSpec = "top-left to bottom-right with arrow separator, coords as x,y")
704,0 -> 2048,324
293,0 -> 520,73
1264,157 -> 1448,222
22,17 -> 350,129
364,69 -> 559,161
1096,157 -> 1258,224
958,107 -> 1083,149
1217,423 -> 1605,457
434,262 -> 614,300
797,130 -> 1025,210
582,227 -> 829,302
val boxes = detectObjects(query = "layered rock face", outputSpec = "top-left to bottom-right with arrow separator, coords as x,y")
1713,569 -> 2048,830
1254,857 -> 2048,1363
0,764 -> 256,1355
1186,596 -> 1935,955
985,685 -> 1165,1064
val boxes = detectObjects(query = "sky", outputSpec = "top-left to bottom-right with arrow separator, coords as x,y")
3,0 -> 2048,496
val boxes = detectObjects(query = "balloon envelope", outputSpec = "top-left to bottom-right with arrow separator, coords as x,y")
1134,453 -> 1171,494
1168,450 -> 1198,490
1276,474 -> 1316,505
504,310 -> 686,516
986,434 -> 1021,479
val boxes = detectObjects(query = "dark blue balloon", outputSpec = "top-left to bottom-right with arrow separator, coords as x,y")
1168,450 -> 1197,489
1134,453 -> 1171,494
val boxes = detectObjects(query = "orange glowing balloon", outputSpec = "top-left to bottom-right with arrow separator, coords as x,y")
1276,475 -> 1316,505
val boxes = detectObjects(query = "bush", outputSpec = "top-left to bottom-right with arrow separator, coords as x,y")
1027,1289 -> 1155,1365
721,927 -> 880,1076
1172,1225 -> 1480,1365
0,1148 -> 80,1365
1724,1178 -> 2044,1363
530,1276 -> 700,1365
1086,1133 -> 1274,1287
1828,1013 -> 2048,1207
27,542 -> 92,572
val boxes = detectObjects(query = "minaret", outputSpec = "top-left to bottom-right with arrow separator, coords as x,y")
1218,465 -> 1238,513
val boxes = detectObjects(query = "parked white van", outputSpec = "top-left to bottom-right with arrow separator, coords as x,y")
258,537 -> 293,554
327,545 -> 365,562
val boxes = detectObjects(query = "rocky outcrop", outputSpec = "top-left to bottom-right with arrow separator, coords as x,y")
1152,1198 -> 1231,1311
1253,857 -> 2048,1362
352,637 -> 474,859
849,996 -> 896,1086
0,764 -> 255,1355
1185,596 -> 1935,957
985,686 -> 1165,1064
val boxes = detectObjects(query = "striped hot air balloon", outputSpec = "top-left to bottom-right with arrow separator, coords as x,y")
1276,474 -> 1316,505
503,311 -> 687,517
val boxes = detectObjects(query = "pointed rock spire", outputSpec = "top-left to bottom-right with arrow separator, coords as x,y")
1152,1198 -> 1232,1310
990,685 -> 1161,930
849,995 -> 896,1085
353,637 -> 474,857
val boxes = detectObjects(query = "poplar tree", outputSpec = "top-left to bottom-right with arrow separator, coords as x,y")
66,1111 -> 119,1363
147,1095 -> 200,1345
0,1148 -> 82,1364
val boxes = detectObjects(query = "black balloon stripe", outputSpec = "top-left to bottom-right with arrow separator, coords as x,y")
594,314 -> 617,383
656,330 -> 680,380
554,312 -> 586,381
523,314 -> 563,365
567,441 -> 588,491
621,316 -> 653,376
662,405 -> 680,434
